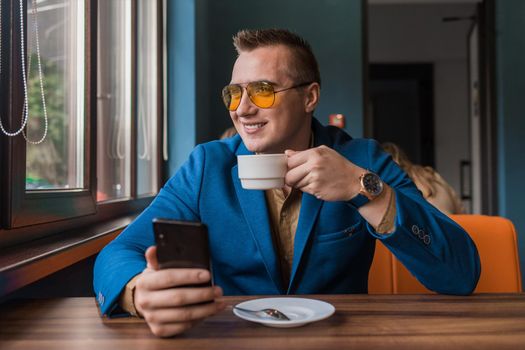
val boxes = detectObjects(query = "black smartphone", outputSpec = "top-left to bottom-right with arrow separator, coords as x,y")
152,218 -> 212,287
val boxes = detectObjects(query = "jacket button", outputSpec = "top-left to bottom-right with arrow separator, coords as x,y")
412,225 -> 419,235
423,235 -> 431,245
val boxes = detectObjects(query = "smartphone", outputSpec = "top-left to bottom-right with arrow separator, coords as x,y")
152,218 -> 212,287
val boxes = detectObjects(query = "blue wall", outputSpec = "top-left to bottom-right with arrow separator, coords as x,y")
167,0 -> 197,175
167,0 -> 364,171
496,0 -> 525,284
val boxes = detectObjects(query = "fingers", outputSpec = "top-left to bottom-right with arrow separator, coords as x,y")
285,149 -> 309,169
138,284 -> 226,337
285,146 -> 330,175
143,299 -> 226,326
284,149 -> 311,187
285,147 -> 327,188
137,268 -> 211,291
146,298 -> 226,338
135,268 -> 226,337
148,321 -> 194,338
292,174 -> 313,192
285,162 -> 310,187
145,246 -> 159,270
137,285 -> 223,310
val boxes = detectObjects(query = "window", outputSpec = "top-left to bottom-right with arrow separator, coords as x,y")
136,0 -> 160,197
97,0 -> 132,201
25,0 -> 85,191
0,0 -> 164,242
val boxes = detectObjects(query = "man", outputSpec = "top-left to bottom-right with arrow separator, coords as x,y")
94,29 -> 480,337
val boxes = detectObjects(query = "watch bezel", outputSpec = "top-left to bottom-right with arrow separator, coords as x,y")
360,172 -> 384,198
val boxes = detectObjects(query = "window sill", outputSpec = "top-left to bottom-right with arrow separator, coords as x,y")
0,215 -> 137,298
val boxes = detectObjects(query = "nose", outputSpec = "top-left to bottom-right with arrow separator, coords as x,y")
234,88 -> 257,117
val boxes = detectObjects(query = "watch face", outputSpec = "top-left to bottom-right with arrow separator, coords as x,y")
362,173 -> 384,197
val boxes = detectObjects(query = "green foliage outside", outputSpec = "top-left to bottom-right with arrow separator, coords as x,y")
25,53 -> 68,189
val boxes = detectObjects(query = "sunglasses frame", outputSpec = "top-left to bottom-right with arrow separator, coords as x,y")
222,81 -> 313,111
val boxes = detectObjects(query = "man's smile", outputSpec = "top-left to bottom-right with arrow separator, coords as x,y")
242,121 -> 268,134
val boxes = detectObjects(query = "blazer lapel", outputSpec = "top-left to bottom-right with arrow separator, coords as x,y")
232,144 -> 282,293
287,193 -> 323,293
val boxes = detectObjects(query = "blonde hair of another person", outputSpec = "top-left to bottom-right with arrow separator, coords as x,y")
382,142 -> 464,215
220,126 -> 237,140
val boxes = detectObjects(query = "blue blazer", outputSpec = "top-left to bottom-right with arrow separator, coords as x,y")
94,118 -> 480,316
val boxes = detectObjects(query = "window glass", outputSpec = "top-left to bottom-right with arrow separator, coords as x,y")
96,0 -> 132,201
137,0 -> 159,196
25,0 -> 85,190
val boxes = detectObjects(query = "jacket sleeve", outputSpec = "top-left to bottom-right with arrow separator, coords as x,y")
93,145 -> 206,316
363,140 -> 481,295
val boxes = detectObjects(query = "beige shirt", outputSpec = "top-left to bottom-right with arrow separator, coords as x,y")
264,187 -> 302,288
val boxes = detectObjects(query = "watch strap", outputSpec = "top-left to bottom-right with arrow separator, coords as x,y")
347,193 -> 369,209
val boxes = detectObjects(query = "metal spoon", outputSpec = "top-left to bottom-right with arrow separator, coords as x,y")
233,305 -> 291,321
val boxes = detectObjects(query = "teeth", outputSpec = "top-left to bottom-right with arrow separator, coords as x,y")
244,123 -> 265,130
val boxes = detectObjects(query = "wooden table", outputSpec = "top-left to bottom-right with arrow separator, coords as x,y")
1,294 -> 525,349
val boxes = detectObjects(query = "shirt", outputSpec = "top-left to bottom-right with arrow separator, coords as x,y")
264,187 -> 302,288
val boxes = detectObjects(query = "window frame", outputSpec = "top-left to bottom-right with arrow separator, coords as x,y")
0,0 -> 165,245
4,0 -> 96,229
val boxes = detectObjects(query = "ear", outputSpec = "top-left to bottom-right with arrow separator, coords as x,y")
304,82 -> 320,113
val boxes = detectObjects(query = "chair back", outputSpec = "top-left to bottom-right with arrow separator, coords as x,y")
368,240 -> 393,293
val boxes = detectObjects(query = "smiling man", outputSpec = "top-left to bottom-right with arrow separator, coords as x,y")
94,29 -> 480,337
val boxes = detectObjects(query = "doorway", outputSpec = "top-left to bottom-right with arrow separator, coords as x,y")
369,63 -> 434,167
366,0 -> 496,214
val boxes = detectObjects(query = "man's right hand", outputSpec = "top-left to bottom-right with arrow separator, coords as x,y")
134,246 -> 225,337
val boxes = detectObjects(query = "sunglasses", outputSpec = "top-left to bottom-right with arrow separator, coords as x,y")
221,81 -> 312,111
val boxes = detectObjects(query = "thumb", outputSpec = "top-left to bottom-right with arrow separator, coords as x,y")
145,245 -> 160,270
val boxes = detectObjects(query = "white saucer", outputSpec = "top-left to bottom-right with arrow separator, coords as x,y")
233,297 -> 335,328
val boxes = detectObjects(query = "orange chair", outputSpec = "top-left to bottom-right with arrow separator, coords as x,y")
368,240 -> 393,294
369,215 -> 523,294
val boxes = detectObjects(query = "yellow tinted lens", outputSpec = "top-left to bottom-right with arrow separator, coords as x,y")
222,85 -> 242,111
247,82 -> 275,108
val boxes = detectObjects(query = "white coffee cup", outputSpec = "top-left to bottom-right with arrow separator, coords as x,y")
237,154 -> 288,190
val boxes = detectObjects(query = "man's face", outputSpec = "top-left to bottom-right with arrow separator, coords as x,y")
229,45 -> 313,154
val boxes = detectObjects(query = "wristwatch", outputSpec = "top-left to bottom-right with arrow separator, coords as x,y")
347,171 -> 384,209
